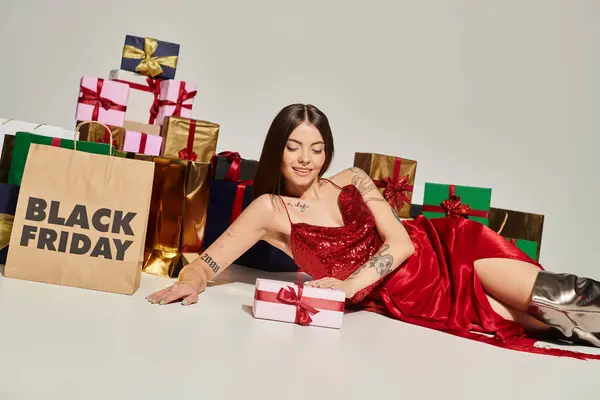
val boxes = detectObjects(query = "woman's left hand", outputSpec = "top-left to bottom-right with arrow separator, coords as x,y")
306,277 -> 358,299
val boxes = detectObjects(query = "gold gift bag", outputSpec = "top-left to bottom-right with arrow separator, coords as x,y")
142,159 -> 212,278
488,207 -> 545,261
181,162 -> 211,256
353,152 -> 417,218
4,122 -> 154,295
141,156 -> 187,278
161,116 -> 219,162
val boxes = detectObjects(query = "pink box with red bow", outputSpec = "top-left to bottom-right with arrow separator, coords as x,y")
75,77 -> 130,127
123,130 -> 163,156
252,278 -> 346,329
156,80 -> 197,126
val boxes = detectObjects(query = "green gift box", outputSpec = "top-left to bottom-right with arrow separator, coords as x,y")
504,237 -> 539,261
8,131 -> 113,185
422,183 -> 492,226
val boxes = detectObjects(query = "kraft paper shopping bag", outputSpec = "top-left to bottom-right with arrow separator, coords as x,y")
4,122 -> 154,295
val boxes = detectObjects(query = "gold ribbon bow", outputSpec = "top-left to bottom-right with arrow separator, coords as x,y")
0,213 -> 14,250
122,37 -> 178,78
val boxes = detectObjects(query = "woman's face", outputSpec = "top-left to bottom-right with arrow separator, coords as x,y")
281,121 -> 326,189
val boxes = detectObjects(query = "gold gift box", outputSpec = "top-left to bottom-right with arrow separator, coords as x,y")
353,152 -> 417,218
161,116 -> 219,162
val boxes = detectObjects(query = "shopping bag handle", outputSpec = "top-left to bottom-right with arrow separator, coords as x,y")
495,212 -> 509,235
74,121 -> 114,152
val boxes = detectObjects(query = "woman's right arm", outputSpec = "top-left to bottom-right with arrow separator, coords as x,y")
146,194 -> 281,305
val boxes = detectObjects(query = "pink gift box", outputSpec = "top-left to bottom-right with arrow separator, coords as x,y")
252,278 -> 346,329
76,77 -> 129,127
123,130 -> 163,156
156,80 -> 197,125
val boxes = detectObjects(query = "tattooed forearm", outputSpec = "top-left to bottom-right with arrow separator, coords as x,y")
200,253 -> 220,274
364,197 -> 386,204
391,209 -> 402,223
349,167 -> 376,195
287,201 -> 309,212
349,243 -> 395,279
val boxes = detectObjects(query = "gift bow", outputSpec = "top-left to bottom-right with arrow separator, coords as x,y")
158,82 -> 197,117
0,213 -> 14,250
78,79 -> 127,121
422,184 -> 489,219
219,151 -> 242,181
440,195 -> 472,217
122,37 -> 178,78
374,175 -> 413,210
276,283 -> 320,326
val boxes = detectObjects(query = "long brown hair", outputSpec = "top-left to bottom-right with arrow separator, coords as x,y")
253,104 -> 334,198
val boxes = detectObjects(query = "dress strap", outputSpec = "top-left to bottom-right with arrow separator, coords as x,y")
277,195 -> 293,226
321,178 -> 343,190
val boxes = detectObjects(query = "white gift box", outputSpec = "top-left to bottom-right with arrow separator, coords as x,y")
0,119 -> 74,153
109,69 -> 162,125
252,278 -> 346,329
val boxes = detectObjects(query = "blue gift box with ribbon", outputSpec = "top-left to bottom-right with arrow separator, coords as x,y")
202,152 -> 299,272
120,35 -> 180,80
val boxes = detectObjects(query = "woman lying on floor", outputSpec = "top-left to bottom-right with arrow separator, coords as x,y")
148,103 -> 600,360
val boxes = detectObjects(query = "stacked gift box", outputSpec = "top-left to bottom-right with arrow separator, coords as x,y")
0,34 -> 300,278
351,151 -> 545,262
0,33 -> 546,283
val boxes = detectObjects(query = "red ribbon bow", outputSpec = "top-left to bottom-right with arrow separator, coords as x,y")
276,283 -> 320,326
422,184 -> 489,219
78,79 -> 127,122
375,175 -> 413,210
217,151 -> 242,181
158,81 -> 197,117
372,158 -> 414,210
440,195 -> 472,217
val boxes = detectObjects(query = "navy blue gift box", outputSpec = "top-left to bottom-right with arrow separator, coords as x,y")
0,183 -> 20,264
203,180 -> 299,272
120,35 -> 180,80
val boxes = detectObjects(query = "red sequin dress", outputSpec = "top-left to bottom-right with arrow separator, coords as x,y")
279,180 -> 600,360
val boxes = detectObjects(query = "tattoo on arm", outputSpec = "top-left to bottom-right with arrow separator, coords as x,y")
364,197 -> 386,204
349,168 -> 377,195
391,209 -> 402,223
349,243 -> 395,279
200,253 -> 220,274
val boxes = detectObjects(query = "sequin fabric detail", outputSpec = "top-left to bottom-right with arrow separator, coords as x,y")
290,184 -> 384,303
